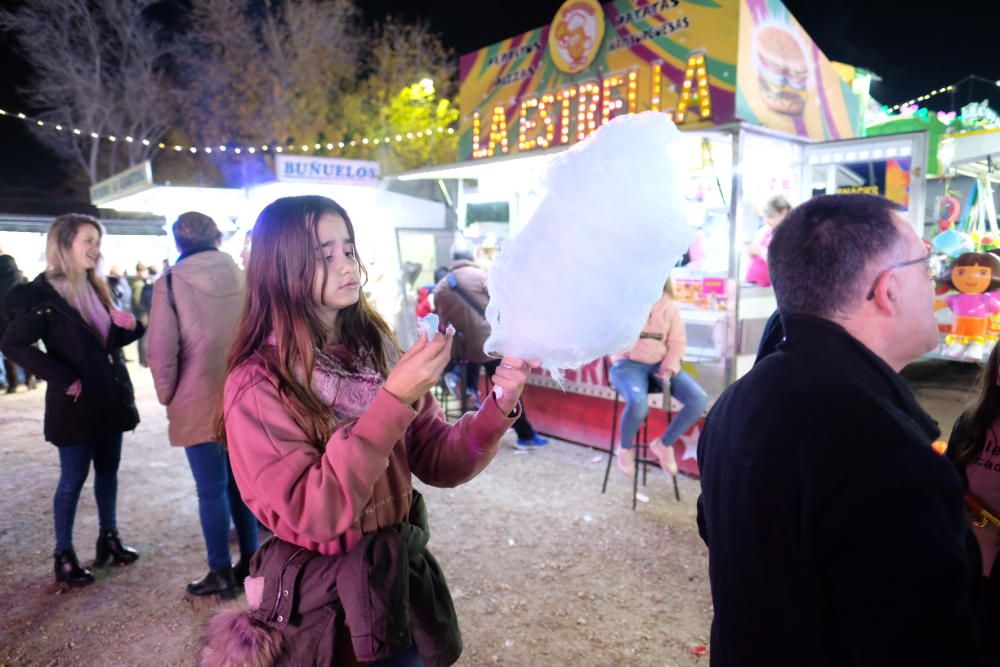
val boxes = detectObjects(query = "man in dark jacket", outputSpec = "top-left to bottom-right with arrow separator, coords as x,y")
697,194 -> 981,666
433,248 -> 548,449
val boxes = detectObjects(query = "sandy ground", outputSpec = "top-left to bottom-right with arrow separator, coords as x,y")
0,358 -> 978,666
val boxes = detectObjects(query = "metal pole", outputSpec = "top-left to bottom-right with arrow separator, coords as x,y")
725,128 -> 745,387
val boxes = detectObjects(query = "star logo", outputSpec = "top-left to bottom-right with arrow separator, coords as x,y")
676,426 -> 701,462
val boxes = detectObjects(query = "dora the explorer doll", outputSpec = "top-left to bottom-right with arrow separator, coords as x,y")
938,252 -> 1000,361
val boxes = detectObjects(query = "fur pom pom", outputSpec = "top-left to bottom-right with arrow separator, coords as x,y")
201,606 -> 283,667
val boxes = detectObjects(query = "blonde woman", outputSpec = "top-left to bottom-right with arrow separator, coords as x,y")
1,214 -> 144,587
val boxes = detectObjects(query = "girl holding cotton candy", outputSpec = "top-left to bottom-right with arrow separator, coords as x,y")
206,195 -> 532,666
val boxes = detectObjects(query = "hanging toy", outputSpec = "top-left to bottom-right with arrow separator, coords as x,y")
936,252 -> 1000,361
935,193 -> 961,232
931,191 -> 973,258
931,226 -> 974,258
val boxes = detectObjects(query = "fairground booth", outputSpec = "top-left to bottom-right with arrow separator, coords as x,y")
395,0 -> 930,471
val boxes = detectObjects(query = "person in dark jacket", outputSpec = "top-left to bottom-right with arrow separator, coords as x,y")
697,194 -> 981,666
947,343 -> 1000,666
1,214 -> 145,588
433,248 -> 548,449
0,254 -> 37,393
754,308 -> 784,363
130,263 -> 154,367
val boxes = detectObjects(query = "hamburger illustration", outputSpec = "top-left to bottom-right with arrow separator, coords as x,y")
754,25 -> 808,115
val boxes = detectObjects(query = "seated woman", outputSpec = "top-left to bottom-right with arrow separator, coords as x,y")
609,280 -> 707,478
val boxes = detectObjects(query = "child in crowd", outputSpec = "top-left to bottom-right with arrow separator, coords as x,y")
203,195 -> 533,666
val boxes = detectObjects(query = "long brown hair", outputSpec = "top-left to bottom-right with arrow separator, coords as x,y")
46,214 -> 113,309
960,343 -> 1000,464
219,195 -> 400,449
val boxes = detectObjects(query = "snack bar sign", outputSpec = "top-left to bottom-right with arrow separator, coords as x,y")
457,0 -> 862,161
458,0 -> 740,161
276,156 -> 380,187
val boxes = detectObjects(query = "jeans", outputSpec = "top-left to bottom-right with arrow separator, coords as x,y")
185,442 -> 259,571
0,351 -> 26,387
54,433 -> 123,552
609,360 -> 708,450
464,360 -> 537,441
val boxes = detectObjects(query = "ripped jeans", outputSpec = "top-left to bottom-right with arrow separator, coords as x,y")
609,360 -> 707,450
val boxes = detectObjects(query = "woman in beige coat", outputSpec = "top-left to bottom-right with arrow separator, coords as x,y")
147,212 -> 258,599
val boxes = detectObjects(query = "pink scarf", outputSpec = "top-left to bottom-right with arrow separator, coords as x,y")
263,333 -> 389,425
307,344 -> 384,424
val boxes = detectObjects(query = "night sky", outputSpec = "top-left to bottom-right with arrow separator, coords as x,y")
0,0 -> 996,200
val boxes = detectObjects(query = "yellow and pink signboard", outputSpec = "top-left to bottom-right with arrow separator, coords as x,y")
458,0 -> 863,161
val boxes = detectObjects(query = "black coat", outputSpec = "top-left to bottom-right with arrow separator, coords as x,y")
754,309 -> 784,364
697,314 -> 980,666
0,255 -> 19,338
0,274 -> 144,446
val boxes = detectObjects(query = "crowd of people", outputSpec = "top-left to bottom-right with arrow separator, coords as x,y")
1,192 -> 999,666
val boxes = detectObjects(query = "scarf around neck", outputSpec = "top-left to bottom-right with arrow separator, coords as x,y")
262,332 -> 383,425
309,344 -> 384,424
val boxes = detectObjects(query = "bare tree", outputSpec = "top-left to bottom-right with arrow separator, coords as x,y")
362,17 -> 456,107
0,0 -> 175,184
179,0 -> 360,149
180,0 -> 457,170
346,16 -> 458,171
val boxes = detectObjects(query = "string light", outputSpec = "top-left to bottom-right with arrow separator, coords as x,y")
889,85 -> 955,112
0,105 -> 457,156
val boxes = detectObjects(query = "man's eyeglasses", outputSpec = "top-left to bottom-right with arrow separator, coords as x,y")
865,252 -> 943,301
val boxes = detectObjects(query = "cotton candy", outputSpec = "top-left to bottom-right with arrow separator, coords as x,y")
483,111 -> 695,376
417,313 -> 440,341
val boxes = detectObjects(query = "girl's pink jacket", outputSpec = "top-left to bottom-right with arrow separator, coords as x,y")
223,353 -> 518,555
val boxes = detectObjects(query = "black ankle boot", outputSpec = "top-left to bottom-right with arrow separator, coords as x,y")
54,548 -> 95,587
94,528 -> 139,566
233,557 -> 250,585
187,566 -> 237,598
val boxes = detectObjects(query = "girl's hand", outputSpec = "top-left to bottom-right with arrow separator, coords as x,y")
491,358 -> 538,415
110,309 -> 137,330
383,327 -> 456,405
66,380 -> 82,402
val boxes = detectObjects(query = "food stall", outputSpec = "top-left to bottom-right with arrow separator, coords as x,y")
394,0 -> 929,469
